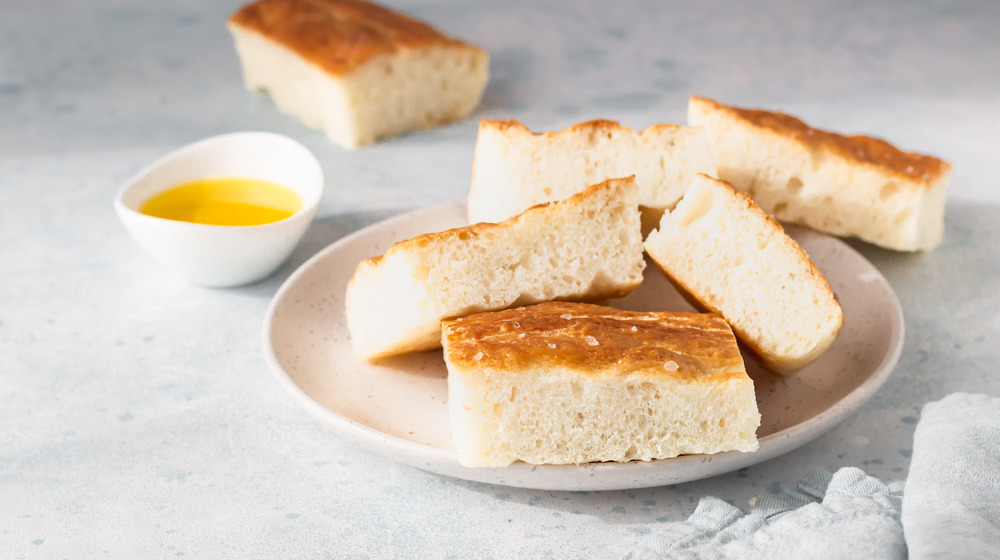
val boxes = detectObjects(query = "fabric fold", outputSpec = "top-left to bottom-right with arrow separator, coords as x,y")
626,467 -> 905,560
627,392 -> 1000,559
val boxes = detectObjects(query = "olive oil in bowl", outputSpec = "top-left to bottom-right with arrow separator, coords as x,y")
140,177 -> 302,226
115,131 -> 323,287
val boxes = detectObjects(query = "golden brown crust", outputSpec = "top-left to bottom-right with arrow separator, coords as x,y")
361,176 -> 636,267
229,0 -> 481,76
443,301 -> 745,379
691,96 -> 951,183
478,118 -> 684,141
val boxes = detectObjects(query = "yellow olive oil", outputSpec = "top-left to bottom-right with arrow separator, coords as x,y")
140,177 -> 302,226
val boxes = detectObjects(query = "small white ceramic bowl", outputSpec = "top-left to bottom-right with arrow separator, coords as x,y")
115,132 -> 324,288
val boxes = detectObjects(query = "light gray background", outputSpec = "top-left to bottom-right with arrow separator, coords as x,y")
2,0 -> 999,558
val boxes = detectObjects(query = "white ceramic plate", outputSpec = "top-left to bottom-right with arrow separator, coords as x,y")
264,203 -> 904,491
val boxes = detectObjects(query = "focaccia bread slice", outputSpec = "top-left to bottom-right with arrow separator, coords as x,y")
467,119 -> 716,226
644,174 -> 844,374
443,301 -> 760,468
688,96 -> 952,251
346,177 -> 645,361
228,0 -> 489,148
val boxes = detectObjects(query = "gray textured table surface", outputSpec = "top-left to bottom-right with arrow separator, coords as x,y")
2,1 -> 999,558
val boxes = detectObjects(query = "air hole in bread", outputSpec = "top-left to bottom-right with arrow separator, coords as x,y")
542,186 -> 552,197
570,381 -> 583,399
590,270 -> 611,289
786,176 -> 804,195
880,181 -> 899,200
772,201 -> 789,216
412,264 -> 430,281
894,209 -> 912,226
677,189 -> 714,228
809,148 -> 825,169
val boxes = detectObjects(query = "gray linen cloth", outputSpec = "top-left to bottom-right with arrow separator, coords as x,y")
626,468 -> 905,559
902,393 -> 1000,559
627,393 -> 1000,560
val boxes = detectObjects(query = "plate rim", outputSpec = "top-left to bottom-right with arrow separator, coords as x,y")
263,202 -> 905,491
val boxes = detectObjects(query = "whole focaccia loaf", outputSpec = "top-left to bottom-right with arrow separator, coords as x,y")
228,0 -> 489,148
443,301 -> 760,467
467,119 -> 716,226
688,96 -> 951,251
